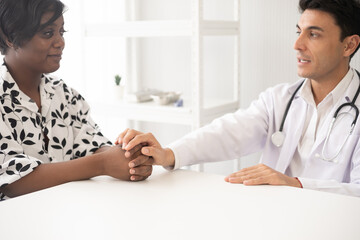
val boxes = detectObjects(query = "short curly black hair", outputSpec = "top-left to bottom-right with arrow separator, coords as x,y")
299,0 -> 360,59
0,0 -> 65,55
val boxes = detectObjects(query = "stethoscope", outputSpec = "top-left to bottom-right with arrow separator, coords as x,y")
271,70 -> 360,162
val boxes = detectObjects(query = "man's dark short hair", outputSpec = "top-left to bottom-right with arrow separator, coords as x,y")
0,0 -> 65,55
299,0 -> 360,59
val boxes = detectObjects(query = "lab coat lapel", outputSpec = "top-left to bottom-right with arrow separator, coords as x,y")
312,75 -> 359,151
276,96 -> 307,173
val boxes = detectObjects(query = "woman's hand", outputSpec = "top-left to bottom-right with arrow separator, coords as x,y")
115,128 -> 175,168
102,145 -> 153,181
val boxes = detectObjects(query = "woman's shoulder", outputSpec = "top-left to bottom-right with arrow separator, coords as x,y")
43,74 -> 81,97
43,74 -> 86,107
43,73 -> 67,89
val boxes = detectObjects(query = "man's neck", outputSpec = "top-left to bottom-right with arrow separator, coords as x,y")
310,66 -> 350,105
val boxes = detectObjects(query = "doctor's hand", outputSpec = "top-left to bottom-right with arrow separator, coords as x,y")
115,128 -> 175,168
224,164 -> 302,188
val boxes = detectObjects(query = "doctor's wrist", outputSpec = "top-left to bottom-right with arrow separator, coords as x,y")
164,148 -> 175,168
293,177 -> 303,188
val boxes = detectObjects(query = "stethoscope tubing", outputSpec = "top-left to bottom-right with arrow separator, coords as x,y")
273,70 -> 360,161
279,80 -> 304,132
280,70 -> 360,132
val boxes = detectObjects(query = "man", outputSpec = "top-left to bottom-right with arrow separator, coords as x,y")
117,0 -> 360,197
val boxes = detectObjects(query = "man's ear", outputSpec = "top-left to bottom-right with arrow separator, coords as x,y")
343,34 -> 360,57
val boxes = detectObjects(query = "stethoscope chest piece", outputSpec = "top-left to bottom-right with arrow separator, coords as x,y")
271,131 -> 285,147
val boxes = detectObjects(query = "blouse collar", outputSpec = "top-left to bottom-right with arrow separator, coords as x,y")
0,63 -> 56,114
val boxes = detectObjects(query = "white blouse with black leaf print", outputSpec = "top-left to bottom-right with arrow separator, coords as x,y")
0,63 -> 112,200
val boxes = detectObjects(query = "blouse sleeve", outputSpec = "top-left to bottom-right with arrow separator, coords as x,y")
66,86 -> 112,159
0,114 -> 43,201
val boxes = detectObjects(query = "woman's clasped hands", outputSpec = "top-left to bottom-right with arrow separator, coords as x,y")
101,144 -> 154,182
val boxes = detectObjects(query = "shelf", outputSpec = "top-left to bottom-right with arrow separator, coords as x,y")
202,101 -> 239,123
89,99 -> 239,126
84,0 -> 241,129
84,20 -> 239,38
90,100 -> 193,125
201,21 -> 239,36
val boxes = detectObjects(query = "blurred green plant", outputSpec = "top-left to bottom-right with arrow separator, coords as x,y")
114,74 -> 122,86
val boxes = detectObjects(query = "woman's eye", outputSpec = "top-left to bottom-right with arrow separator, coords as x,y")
43,30 -> 54,38
60,29 -> 67,36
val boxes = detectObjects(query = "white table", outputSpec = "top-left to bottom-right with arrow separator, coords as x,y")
1,167 -> 360,240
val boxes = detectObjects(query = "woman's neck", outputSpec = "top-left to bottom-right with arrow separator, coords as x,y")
4,57 -> 42,110
4,57 -> 42,92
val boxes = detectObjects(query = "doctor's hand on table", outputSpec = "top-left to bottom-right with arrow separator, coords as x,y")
224,164 -> 302,188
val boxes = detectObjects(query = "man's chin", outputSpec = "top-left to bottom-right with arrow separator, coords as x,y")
297,70 -> 312,79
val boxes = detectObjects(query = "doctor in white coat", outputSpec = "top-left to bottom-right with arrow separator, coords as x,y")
116,0 -> 360,197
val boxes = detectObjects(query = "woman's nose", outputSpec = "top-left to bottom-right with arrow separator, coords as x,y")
53,34 -> 65,49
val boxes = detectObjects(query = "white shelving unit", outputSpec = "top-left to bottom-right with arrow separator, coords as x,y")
85,20 -> 240,37
84,0 -> 240,132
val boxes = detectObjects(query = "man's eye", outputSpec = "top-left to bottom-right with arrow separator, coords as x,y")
296,31 -> 301,35
310,32 -> 319,37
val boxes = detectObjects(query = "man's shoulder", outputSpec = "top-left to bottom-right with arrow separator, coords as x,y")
270,79 -> 304,92
264,79 -> 304,97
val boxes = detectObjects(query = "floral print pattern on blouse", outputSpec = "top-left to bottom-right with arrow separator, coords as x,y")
0,63 -> 112,200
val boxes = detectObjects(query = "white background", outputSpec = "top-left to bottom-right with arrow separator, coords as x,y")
8,0 -> 360,175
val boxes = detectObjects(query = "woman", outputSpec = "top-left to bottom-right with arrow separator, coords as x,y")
0,0 -> 152,201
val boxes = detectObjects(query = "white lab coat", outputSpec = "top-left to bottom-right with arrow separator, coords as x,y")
169,69 -> 360,197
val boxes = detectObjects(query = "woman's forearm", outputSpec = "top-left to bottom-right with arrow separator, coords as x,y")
0,145 -> 153,199
0,151 -> 106,198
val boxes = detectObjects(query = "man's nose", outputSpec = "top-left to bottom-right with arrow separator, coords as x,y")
294,33 -> 306,51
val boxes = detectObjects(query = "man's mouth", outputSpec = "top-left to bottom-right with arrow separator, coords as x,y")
298,58 -> 311,63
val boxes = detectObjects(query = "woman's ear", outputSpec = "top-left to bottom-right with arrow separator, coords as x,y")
5,38 -> 16,48
343,34 -> 360,57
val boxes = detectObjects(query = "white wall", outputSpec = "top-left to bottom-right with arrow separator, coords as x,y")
130,0 -> 360,174
236,0 -> 300,169
134,0 -> 302,173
